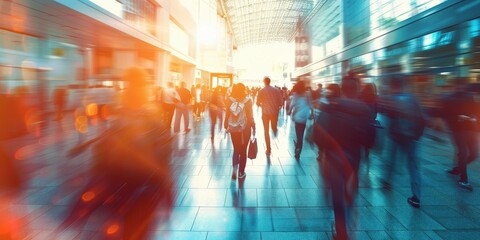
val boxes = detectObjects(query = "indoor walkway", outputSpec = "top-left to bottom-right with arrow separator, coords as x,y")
1,107 -> 480,240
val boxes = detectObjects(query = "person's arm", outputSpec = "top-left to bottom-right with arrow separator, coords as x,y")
247,100 -> 256,135
287,95 -> 296,115
277,89 -> 283,109
224,100 -> 231,130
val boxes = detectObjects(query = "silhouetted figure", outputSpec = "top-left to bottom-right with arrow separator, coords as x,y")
162,81 -> 180,128
287,79 -> 312,159
360,83 -> 378,166
382,76 -> 425,208
209,87 -> 225,140
256,77 -> 283,155
174,81 -> 192,133
441,77 -> 478,191
224,83 -> 255,180
57,67 -> 174,240
314,78 -> 371,240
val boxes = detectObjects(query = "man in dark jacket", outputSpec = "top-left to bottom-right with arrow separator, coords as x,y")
382,76 -> 425,208
256,77 -> 283,155
315,77 -> 371,240
174,81 -> 192,133
443,78 -> 478,191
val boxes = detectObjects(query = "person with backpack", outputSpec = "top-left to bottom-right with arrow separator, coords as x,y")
382,76 -> 425,208
224,83 -> 255,179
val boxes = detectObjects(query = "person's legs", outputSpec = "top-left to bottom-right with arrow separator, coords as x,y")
330,164 -> 348,239
162,103 -> 174,128
217,109 -> 224,132
448,131 -> 463,174
173,107 -> 182,132
456,132 -> 468,182
209,108 -> 217,138
230,132 -> 242,178
466,131 -> 478,164
405,140 -> 421,201
262,115 -> 271,154
272,112 -> 279,135
182,107 -> 190,132
238,130 -> 251,176
383,138 -> 398,187
294,122 -> 306,157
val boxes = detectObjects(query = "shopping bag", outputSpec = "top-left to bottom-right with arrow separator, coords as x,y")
247,138 -> 257,159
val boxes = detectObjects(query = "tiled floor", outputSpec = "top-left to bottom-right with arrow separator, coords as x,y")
1,107 -> 480,239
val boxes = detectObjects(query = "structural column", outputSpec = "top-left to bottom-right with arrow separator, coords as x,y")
155,50 -> 171,86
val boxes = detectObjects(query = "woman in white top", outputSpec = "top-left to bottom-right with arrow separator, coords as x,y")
287,80 -> 312,159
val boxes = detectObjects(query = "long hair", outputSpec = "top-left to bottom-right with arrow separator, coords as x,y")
291,80 -> 306,95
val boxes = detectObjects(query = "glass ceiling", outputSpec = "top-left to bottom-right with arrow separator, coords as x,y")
221,0 -> 315,46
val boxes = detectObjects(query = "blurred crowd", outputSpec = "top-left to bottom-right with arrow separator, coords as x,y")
1,67 -> 479,240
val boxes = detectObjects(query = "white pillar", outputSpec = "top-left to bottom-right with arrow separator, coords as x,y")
155,51 -> 171,86
112,50 -> 137,77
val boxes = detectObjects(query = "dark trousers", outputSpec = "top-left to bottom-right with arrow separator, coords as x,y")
386,138 -> 421,199
262,113 -> 279,150
294,122 -> 306,152
230,129 -> 251,174
453,130 -> 478,182
321,156 -> 352,240
162,103 -> 175,128
209,108 -> 224,137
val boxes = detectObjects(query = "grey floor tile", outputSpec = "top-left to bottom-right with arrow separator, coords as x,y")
192,207 -> 242,231
386,231 -> 432,240
261,232 -> 328,240
384,206 -> 445,230
180,189 -> 227,207
284,189 -> 327,207
272,208 -> 297,219
156,207 -> 199,231
257,189 -> 289,207
152,231 -> 208,240
435,217 -> 480,230
225,188 -> 258,207
206,232 -> 261,240
241,208 -> 273,231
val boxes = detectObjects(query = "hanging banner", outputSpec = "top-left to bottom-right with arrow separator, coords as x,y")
295,36 -> 311,69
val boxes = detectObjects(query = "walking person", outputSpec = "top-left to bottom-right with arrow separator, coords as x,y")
162,81 -> 180,128
441,77 -> 478,191
193,84 -> 202,120
287,79 -> 312,159
174,81 -> 192,133
382,76 -> 425,208
209,87 -> 225,140
256,77 -> 283,155
314,77 -> 371,240
360,83 -> 378,170
224,83 -> 255,179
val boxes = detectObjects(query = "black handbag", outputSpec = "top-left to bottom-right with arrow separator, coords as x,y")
247,138 -> 257,159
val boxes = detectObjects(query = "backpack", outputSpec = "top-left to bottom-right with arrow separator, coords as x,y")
389,94 -> 425,141
228,97 -> 249,132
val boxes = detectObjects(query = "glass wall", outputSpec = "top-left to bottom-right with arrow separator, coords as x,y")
369,0 -> 447,34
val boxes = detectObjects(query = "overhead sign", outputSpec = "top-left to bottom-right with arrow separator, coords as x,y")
295,36 -> 311,69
